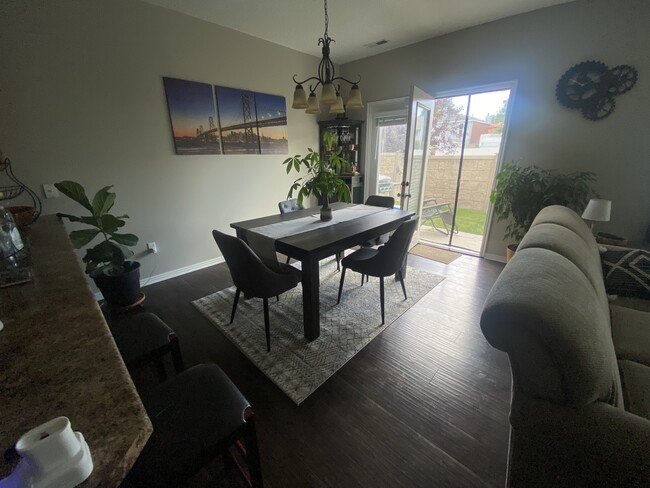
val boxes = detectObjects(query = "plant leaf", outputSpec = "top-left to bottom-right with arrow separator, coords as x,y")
110,233 -> 138,247
91,186 -> 116,216
54,181 -> 93,212
69,229 -> 100,248
56,213 -> 83,223
98,214 -> 126,233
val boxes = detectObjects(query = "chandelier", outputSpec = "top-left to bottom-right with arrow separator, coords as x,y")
291,0 -> 363,114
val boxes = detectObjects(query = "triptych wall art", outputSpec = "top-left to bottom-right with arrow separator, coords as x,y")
163,77 -> 288,155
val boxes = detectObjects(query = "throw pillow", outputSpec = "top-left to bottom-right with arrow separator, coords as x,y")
601,249 -> 650,299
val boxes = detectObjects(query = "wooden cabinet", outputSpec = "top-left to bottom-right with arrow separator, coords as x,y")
318,119 -> 364,204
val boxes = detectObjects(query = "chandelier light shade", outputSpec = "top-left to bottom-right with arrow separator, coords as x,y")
291,0 -> 362,114
306,91 -> 321,114
291,84 -> 309,109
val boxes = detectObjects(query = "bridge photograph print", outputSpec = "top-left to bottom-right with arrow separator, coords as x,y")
255,92 -> 288,155
215,86 -> 261,154
162,77 -> 222,155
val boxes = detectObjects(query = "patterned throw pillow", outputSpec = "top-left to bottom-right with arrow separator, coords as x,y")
601,249 -> 650,299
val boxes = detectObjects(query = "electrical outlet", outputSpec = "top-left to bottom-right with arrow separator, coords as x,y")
146,242 -> 158,254
42,184 -> 60,199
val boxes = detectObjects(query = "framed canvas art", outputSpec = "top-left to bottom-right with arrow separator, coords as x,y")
163,77 -> 222,155
215,86 -> 260,155
255,92 -> 288,154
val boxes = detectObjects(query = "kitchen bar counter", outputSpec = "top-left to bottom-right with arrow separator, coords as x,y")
0,215 -> 152,485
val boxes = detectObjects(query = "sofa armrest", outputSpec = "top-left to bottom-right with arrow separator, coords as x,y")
508,396 -> 650,486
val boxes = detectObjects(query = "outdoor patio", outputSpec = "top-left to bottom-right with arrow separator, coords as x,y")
419,224 -> 483,253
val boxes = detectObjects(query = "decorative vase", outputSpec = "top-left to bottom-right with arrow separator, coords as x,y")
320,205 -> 333,221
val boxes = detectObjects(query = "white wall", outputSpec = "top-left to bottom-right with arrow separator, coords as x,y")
0,0 -> 319,282
341,0 -> 650,257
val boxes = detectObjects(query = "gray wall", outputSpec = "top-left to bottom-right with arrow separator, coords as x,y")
342,0 -> 650,257
0,0 -> 320,283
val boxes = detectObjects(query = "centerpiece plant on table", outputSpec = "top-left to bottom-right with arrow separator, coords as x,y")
283,131 -> 351,221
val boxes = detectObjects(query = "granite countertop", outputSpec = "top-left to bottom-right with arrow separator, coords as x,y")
0,215 -> 152,485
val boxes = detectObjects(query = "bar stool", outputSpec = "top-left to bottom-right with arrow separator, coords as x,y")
109,313 -> 184,381
122,364 -> 263,487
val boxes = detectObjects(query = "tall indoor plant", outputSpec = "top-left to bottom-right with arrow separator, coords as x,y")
283,131 -> 351,220
55,180 -> 141,307
490,162 -> 597,259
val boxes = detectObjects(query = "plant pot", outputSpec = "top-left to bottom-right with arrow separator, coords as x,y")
90,261 -> 141,307
506,244 -> 518,262
8,206 -> 36,227
320,205 -> 333,221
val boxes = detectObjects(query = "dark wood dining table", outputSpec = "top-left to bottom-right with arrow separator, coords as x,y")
231,202 -> 415,341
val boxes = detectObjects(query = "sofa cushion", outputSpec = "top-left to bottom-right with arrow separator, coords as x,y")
530,205 -> 600,256
481,247 -> 623,408
618,360 -> 650,420
518,222 -> 609,317
601,249 -> 650,299
610,304 -> 650,366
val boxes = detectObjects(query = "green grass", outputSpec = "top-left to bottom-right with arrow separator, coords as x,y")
422,208 -> 487,235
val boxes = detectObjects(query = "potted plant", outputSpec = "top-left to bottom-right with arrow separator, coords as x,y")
490,161 -> 597,260
283,131 -> 351,221
55,180 -> 141,307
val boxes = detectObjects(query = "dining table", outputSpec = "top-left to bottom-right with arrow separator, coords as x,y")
230,202 -> 415,341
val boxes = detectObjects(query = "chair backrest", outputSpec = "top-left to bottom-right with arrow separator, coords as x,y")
372,218 -> 418,276
278,199 -> 303,214
365,195 -> 395,209
212,230 -> 276,297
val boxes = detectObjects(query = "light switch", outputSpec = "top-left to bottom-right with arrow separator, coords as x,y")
43,184 -> 60,199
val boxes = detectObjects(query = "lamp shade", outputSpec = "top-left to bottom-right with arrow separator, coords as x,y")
305,92 -> 321,114
330,94 -> 345,114
320,82 -> 337,105
346,84 -> 363,109
581,198 -> 611,222
291,84 -> 308,109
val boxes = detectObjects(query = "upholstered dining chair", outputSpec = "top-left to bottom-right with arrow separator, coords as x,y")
337,218 -> 418,324
361,195 -> 395,247
278,198 -> 303,214
212,230 -> 301,352
278,198 -> 341,271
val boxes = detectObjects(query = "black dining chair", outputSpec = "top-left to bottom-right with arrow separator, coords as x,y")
337,218 -> 418,324
212,230 -> 301,352
361,195 -> 395,247
278,198 -> 341,271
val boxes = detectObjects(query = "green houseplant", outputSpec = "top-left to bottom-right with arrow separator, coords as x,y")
490,162 -> 597,258
55,180 -> 141,307
283,131 -> 351,221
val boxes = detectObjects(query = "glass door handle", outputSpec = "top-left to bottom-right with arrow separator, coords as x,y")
397,193 -> 412,198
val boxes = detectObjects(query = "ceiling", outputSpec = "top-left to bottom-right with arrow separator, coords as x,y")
140,0 -> 573,63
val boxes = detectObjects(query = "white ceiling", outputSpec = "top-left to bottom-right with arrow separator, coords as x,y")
140,0 -> 574,63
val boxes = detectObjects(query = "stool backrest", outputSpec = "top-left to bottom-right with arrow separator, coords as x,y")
372,218 -> 418,275
365,195 -> 395,209
278,199 -> 303,214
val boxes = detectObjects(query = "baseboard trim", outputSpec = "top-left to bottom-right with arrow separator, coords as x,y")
483,253 -> 507,264
93,256 -> 225,301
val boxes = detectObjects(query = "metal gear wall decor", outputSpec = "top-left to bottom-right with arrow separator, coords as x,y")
555,60 -> 638,121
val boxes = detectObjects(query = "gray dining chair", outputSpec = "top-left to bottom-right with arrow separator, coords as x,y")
337,218 -> 418,324
212,230 -> 301,352
361,195 -> 395,247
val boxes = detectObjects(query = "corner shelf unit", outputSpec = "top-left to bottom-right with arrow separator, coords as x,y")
318,119 -> 364,204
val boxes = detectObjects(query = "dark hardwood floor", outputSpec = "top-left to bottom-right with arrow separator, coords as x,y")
113,252 -> 509,487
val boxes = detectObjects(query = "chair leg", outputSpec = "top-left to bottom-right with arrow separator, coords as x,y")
244,407 -> 263,488
153,357 -> 167,382
397,270 -> 407,300
263,298 -> 271,352
337,267 -> 347,304
285,255 -> 291,264
380,276 -> 385,325
336,253 -> 340,271
361,273 -> 365,286
276,295 -> 279,302
231,288 -> 241,324
169,333 -> 185,374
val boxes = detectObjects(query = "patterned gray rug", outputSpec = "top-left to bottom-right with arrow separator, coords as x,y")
193,257 -> 444,404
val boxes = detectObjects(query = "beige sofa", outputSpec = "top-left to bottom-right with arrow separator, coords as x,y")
481,205 -> 650,487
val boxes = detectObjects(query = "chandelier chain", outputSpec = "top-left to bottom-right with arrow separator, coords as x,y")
324,0 -> 329,36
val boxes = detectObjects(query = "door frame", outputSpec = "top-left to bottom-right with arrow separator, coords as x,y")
429,80 -> 518,257
364,97 -> 409,202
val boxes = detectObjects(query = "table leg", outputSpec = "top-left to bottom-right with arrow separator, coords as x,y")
301,255 -> 320,341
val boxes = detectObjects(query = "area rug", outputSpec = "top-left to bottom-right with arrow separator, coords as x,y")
193,258 -> 444,405
410,243 -> 462,264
